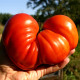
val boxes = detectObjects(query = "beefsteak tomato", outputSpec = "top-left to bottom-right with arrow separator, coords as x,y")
2,13 -> 78,70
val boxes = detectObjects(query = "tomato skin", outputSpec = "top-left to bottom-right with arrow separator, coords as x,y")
2,13 -> 39,70
37,30 -> 70,64
2,14 -> 78,70
43,15 -> 78,50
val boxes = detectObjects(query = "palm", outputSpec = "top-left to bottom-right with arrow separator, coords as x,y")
0,61 -> 68,80
0,65 -> 39,80
0,44 -> 75,80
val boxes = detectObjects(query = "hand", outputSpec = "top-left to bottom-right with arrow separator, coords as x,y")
0,44 -> 75,80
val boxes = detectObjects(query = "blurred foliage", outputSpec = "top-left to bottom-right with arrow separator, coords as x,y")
27,0 -> 80,25
0,13 -> 12,25
0,24 -> 4,34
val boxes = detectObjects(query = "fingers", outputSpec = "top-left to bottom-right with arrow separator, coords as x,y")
68,49 -> 75,57
58,49 -> 75,69
58,57 -> 70,69
36,57 -> 70,79
36,65 -> 60,79
36,49 -> 75,79
70,49 -> 75,55
41,49 -> 75,74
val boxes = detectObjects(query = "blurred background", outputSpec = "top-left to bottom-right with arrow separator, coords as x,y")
0,0 -> 80,80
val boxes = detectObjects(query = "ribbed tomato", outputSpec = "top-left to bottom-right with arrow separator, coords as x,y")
2,13 -> 78,70
38,15 -> 78,65
2,13 -> 39,70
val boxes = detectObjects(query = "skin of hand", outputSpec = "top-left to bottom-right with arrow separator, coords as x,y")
0,42 -> 75,80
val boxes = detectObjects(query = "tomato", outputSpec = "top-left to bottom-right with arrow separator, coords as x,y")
2,13 -> 78,70
38,15 -> 78,64
2,13 -> 39,70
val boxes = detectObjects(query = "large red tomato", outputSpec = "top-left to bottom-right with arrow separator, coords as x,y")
2,13 -> 78,70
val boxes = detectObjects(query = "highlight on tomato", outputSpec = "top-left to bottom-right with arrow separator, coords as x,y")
2,13 -> 78,70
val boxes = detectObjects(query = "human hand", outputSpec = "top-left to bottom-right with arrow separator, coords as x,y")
0,45 -> 75,80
